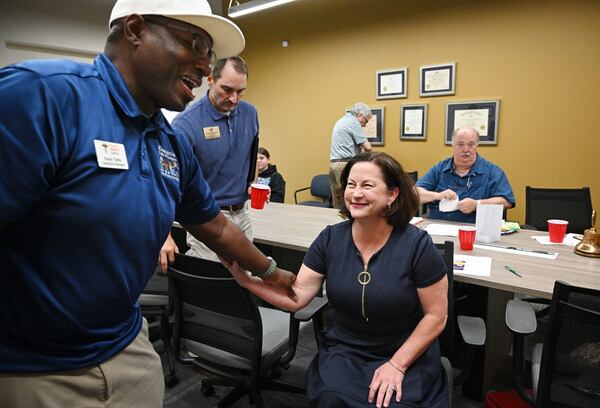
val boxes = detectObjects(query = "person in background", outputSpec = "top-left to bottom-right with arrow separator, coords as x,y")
228,152 -> 449,408
0,1 -> 295,407
159,55 -> 259,267
256,147 -> 286,203
416,127 -> 515,223
329,102 -> 373,208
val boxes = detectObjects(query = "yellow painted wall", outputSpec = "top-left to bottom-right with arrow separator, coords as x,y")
234,0 -> 600,224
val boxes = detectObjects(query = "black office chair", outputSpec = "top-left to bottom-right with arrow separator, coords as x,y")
140,269 -> 178,387
138,225 -> 194,388
406,170 -> 418,183
405,171 -> 425,216
489,281 -> 600,408
168,254 -> 305,408
293,174 -> 332,208
295,240 -> 486,407
524,186 -> 593,234
170,224 -> 190,253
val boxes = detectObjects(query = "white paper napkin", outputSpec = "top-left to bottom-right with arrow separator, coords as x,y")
531,233 -> 581,247
424,224 -> 460,237
439,198 -> 458,212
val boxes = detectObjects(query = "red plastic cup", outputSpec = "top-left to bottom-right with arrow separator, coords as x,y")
458,226 -> 477,251
547,219 -> 568,243
250,183 -> 270,209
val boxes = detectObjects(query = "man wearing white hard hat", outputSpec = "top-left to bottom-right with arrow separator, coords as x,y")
0,1 -> 296,406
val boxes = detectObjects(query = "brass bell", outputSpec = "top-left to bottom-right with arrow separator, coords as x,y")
574,210 -> 600,258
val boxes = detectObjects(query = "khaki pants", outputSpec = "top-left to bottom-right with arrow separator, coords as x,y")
329,161 -> 348,209
0,319 -> 164,408
186,203 -> 254,261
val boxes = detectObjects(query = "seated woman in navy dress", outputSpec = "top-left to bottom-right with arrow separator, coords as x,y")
229,152 -> 449,407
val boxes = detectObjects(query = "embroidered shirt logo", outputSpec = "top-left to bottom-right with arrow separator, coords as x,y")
159,146 -> 179,180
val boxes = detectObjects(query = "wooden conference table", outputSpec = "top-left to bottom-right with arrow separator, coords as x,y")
249,203 -> 600,394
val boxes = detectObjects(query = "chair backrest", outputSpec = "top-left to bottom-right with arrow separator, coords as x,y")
168,254 -> 263,364
406,171 -> 418,184
435,241 -> 455,361
525,186 -> 593,234
171,225 -> 190,253
310,174 -> 332,204
536,281 -> 600,408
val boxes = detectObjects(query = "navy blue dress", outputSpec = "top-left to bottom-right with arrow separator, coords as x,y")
303,221 -> 448,407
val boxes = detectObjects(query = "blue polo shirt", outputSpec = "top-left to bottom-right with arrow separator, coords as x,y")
416,155 -> 515,223
330,112 -> 368,160
0,54 -> 220,373
172,94 -> 259,206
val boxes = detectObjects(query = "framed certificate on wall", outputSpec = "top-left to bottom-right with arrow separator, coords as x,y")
420,63 -> 456,97
376,68 -> 407,100
363,107 -> 385,145
400,104 -> 427,140
445,100 -> 500,145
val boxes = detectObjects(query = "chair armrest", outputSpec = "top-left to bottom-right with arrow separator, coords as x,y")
293,187 -> 311,204
506,299 -> 537,335
457,315 -> 486,347
293,295 -> 329,322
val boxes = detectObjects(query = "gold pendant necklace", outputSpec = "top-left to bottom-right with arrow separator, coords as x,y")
357,264 -> 371,321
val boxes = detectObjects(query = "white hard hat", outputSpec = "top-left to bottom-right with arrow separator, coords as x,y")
109,0 -> 245,59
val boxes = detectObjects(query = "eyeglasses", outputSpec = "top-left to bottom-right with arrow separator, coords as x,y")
453,142 -> 478,149
143,16 -> 216,66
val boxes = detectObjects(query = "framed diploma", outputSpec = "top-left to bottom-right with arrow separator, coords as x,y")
376,68 -> 407,100
445,100 -> 500,145
363,107 -> 384,145
400,104 -> 428,140
420,63 -> 456,97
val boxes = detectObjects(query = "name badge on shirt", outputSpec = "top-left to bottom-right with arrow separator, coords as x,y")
94,140 -> 129,170
203,126 -> 221,139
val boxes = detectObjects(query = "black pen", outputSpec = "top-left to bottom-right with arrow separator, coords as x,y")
504,265 -> 522,278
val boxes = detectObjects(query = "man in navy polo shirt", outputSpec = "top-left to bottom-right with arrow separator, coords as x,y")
416,127 -> 515,223
0,1 -> 294,406
161,56 -> 259,263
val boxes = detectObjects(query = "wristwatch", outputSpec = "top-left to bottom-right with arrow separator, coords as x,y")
252,256 -> 277,279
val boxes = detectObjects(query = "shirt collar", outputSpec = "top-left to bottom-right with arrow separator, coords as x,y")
443,154 -> 487,175
94,53 -> 171,132
203,91 -> 238,121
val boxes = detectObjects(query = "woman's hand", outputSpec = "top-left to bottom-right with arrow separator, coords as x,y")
368,361 -> 406,407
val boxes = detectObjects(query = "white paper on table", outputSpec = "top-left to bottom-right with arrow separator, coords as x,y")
439,198 -> 458,212
453,254 -> 492,277
424,223 -> 459,237
531,233 -> 581,247
410,217 -> 424,225
473,244 -> 558,260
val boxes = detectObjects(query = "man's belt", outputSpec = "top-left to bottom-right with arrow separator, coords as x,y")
330,158 -> 351,163
220,203 -> 245,212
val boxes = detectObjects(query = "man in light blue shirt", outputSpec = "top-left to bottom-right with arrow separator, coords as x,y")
329,102 -> 373,208
416,127 -> 515,223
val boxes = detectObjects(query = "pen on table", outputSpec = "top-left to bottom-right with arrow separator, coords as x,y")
504,265 -> 522,278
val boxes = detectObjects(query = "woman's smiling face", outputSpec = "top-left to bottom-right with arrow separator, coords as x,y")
344,162 -> 397,220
